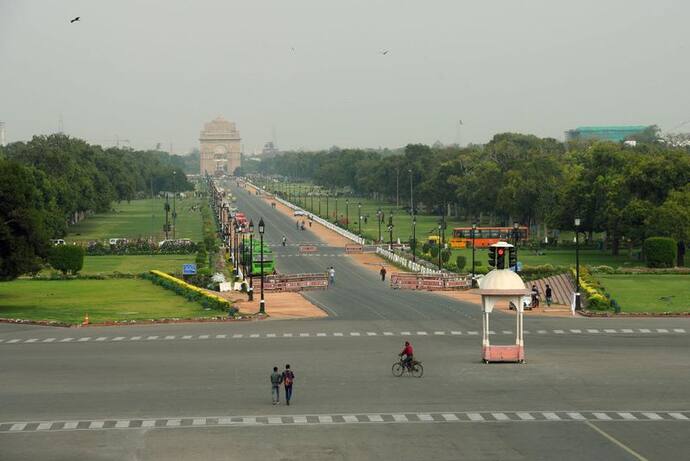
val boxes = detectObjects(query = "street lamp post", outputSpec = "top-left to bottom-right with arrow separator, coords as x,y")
412,216 -> 417,263
248,220 -> 254,301
388,215 -> 394,250
345,199 -> 349,231
258,218 -> 266,314
438,224 -> 442,268
471,223 -> 477,286
172,171 -> 177,239
334,196 -> 338,224
513,221 -> 519,273
326,193 -> 329,220
377,208 -> 382,243
318,191 -> 321,215
409,169 -> 414,215
358,202 -> 362,235
233,221 -> 239,276
575,218 -> 581,310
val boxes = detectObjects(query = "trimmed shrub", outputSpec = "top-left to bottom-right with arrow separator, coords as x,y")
456,255 -> 467,271
441,248 -> 451,264
643,237 -> 676,268
142,270 -> 237,314
48,245 -> 85,275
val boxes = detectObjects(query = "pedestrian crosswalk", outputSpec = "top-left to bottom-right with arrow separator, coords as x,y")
0,327 -> 686,346
1,410 -> 687,433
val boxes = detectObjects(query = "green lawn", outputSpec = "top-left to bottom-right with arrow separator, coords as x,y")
0,279 -> 224,324
595,275 -> 690,313
450,248 -> 647,271
82,255 -> 196,274
68,198 -> 204,243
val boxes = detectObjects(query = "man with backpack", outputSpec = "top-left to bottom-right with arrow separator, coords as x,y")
282,364 -> 295,406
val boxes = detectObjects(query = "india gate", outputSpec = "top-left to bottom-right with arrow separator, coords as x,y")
199,116 -> 241,175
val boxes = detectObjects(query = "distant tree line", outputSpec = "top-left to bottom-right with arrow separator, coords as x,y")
0,134 -> 194,280
257,133 -> 690,257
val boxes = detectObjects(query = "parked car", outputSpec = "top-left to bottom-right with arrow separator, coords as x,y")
293,209 -> 306,216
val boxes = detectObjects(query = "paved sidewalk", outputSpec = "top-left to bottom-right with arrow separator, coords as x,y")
222,290 -> 327,319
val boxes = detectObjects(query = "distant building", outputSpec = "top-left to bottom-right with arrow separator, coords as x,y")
565,126 -> 650,143
261,141 -> 279,158
199,116 -> 241,176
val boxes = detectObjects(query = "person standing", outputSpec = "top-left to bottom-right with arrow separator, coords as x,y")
545,284 -> 553,307
380,266 -> 387,281
270,366 -> 283,405
531,285 -> 540,308
282,364 -> 295,406
328,266 -> 336,285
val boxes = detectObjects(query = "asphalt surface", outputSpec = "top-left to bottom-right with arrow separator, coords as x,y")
1,182 -> 689,460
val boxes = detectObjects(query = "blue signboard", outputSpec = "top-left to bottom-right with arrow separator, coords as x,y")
182,263 -> 197,275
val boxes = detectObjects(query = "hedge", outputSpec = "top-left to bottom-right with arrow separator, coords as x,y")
643,237 -> 676,268
571,266 -> 612,310
143,270 -> 237,314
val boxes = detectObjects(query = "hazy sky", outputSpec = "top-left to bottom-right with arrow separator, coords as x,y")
2,0 -> 689,152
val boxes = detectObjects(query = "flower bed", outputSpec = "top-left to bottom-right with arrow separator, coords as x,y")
571,266 -> 612,310
143,270 -> 237,314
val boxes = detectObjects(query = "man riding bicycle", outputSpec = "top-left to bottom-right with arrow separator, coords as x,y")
399,341 -> 414,370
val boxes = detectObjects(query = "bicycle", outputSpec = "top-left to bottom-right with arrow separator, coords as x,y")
392,357 -> 424,378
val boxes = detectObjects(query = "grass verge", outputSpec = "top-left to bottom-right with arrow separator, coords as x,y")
595,274 -> 690,313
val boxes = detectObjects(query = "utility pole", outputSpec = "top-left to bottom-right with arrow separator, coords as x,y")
172,171 -> 177,239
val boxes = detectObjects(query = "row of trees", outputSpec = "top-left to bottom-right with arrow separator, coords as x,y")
257,133 -> 690,256
0,134 -> 194,280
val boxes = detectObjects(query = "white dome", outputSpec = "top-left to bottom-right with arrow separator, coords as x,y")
479,269 -> 526,291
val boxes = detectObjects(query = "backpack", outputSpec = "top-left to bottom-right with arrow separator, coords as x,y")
283,370 -> 294,386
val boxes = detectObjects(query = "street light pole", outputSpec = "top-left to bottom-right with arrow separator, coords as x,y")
345,199 -> 349,231
377,208 -> 382,243
575,218 -> 581,310
248,220 -> 254,301
412,216 -> 417,263
409,169 -> 413,215
259,218 -> 266,314
438,224 -> 442,269
326,193 -> 329,220
513,221 -> 519,273
471,223 -> 477,286
358,202 -> 362,235
172,170 -> 177,239
388,215 -> 394,250
334,196 -> 338,224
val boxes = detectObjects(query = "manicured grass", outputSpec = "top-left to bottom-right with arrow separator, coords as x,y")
594,275 -> 690,313
449,248 -> 647,271
81,255 -> 196,275
68,198 -> 204,243
0,279 -> 223,324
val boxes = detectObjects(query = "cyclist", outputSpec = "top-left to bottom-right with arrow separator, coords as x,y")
282,235 -> 287,246
399,341 -> 414,370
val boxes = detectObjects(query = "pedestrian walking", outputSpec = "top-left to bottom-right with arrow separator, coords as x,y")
282,364 -> 295,406
545,284 -> 553,307
270,366 -> 283,405
380,265 -> 387,281
328,266 -> 335,285
296,220 -> 300,230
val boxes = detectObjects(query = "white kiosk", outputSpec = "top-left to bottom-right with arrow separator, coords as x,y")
476,243 -> 530,363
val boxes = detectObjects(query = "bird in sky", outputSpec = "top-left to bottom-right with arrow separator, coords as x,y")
381,50 -> 389,55
70,16 -> 80,23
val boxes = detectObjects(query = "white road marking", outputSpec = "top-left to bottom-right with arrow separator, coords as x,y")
468,413 -> 484,421
78,337 -> 91,342
183,335 -> 193,339
216,334 -> 227,339
333,333 -> 343,336
502,330 -> 512,335
141,420 -> 156,427
299,333 -> 310,337
392,414 -> 408,422
166,419 -> 181,427
618,412 -> 637,420
604,329 -> 617,333
451,331 -> 462,335
112,337 -> 125,341
642,412 -> 662,420
368,414 -> 384,422
89,421 -> 104,429
293,416 -> 308,424
36,422 -> 52,431
9,423 -> 26,431
349,332 -> 359,336
95,337 -> 108,341
130,336 -> 142,341
316,333 -> 326,337
25,339 -> 38,343
567,412 -> 585,420
434,331 -> 445,335
587,329 -> 599,333
366,332 -> 377,336
638,329 -> 651,333
63,422 -> 78,429
673,328 -> 686,333
250,334 -> 260,338
383,332 -> 394,336
416,331 -> 428,335
543,412 -> 560,421
342,415 -> 358,423
400,331 -> 411,336
492,413 -> 509,421
621,329 -> 634,333
668,412 -> 688,420
282,333 -> 293,337
570,329 -> 582,334
233,334 -> 243,338
593,412 -> 612,420
656,329 -> 668,333
417,414 -> 433,422
585,421 -> 650,461
42,338 -> 56,343
165,336 -> 175,340
266,334 -> 276,338
442,413 -> 459,421
537,330 -> 547,334
146,336 -> 158,340
467,331 -> 478,335
199,335 -> 210,339
318,415 -> 333,423
516,412 -> 535,420
554,330 -> 564,334
115,420 -> 130,428
59,338 -> 74,342
192,418 -> 206,426
242,417 -> 257,424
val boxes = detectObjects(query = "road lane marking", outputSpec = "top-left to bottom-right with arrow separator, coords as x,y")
516,412 -> 535,420
250,334 -> 260,338
400,331 -> 411,336
567,412 -> 585,420
642,412 -> 662,420
542,412 -> 560,421
656,329 -> 668,333
233,334 -> 243,338
342,415 -> 358,423
89,421 -> 105,429
199,335 -> 210,339
282,333 -> 293,337
638,329 -> 651,333
318,415 -> 333,423
392,414 -> 408,422
383,332 -> 394,336
141,420 -> 156,428
192,418 -> 206,426
293,416 -> 308,424
78,337 -> 91,342
215,334 -> 227,339
669,412 -> 688,420
492,413 -> 509,421
467,331 -> 478,335
467,413 -> 484,421
570,329 -> 582,333
621,329 -> 634,333
416,331 -> 427,335
59,338 -> 74,342
146,336 -> 159,340
604,329 -> 617,333
442,413 -> 459,421
266,334 -> 276,338
95,337 -> 108,341
367,414 -> 384,422
299,333 -> 310,337
115,420 -> 130,428
42,338 -> 56,342
587,329 -> 599,333
554,330 -> 564,334
366,332 -> 377,336
434,331 -> 445,335
502,330 -> 512,334
63,422 -> 78,429
673,329 -> 685,333
451,331 -> 462,335
618,412 -> 637,420
36,422 -> 52,431
349,332 -> 360,336
593,412 -> 612,420
585,421 -> 649,461
9,423 -> 26,431
537,330 -> 547,334
333,333 -> 343,336
25,339 -> 38,343
112,337 -> 124,341
130,336 -> 142,341
165,336 -> 176,340
316,333 -> 326,337
166,419 -> 181,427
